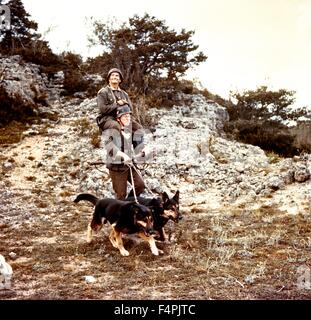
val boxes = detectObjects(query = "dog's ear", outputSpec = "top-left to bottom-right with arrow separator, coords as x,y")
173,190 -> 179,202
161,192 -> 169,203
149,198 -> 160,207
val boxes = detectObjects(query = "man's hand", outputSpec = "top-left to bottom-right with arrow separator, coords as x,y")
134,150 -> 145,159
116,150 -> 132,164
123,153 -> 132,164
117,99 -> 128,106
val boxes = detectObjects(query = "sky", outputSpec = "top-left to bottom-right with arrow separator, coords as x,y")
20,0 -> 311,107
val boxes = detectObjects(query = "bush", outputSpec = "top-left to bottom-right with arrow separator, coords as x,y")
62,70 -> 89,96
0,85 -> 37,127
200,88 -> 234,109
224,119 -> 298,157
12,41 -> 62,69
293,122 -> 311,153
224,86 -> 310,157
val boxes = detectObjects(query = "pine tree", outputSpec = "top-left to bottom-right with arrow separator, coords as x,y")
87,13 -> 207,91
0,0 -> 39,54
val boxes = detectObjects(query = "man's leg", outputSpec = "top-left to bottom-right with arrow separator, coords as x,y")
102,117 -> 121,131
109,169 -> 129,200
101,117 -> 122,163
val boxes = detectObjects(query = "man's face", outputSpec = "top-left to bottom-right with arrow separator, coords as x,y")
119,113 -> 131,127
109,72 -> 121,85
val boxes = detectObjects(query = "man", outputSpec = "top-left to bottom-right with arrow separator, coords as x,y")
103,104 -> 145,200
96,68 -> 143,148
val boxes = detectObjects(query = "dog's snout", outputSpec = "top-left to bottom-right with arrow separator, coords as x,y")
149,228 -> 157,235
144,226 -> 157,237
174,213 -> 182,222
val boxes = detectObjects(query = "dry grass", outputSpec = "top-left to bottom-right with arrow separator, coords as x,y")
266,151 -> 283,164
1,188 -> 311,300
72,117 -> 93,137
90,129 -> 101,149
0,122 -> 26,145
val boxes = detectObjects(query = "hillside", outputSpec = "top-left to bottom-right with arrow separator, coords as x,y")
0,57 -> 311,300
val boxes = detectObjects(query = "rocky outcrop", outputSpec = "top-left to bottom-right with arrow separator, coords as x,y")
0,55 -> 64,108
1,55 -> 45,104
15,92 -> 305,212
0,55 -> 310,215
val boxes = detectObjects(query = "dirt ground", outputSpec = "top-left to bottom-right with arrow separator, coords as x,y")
1,183 -> 311,299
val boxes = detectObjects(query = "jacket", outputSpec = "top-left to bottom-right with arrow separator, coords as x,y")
97,85 -> 133,118
102,127 -> 133,171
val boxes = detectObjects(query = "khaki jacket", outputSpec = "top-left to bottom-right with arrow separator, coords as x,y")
97,85 -> 133,117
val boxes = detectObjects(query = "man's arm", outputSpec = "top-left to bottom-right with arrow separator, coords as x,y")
97,88 -> 118,116
102,128 -> 132,165
121,90 -> 133,110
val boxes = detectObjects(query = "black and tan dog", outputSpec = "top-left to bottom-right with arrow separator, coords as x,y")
74,193 -> 162,256
126,190 -> 181,242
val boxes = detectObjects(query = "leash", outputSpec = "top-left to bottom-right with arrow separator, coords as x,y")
130,163 -> 156,197
127,164 -> 139,204
90,161 -> 156,200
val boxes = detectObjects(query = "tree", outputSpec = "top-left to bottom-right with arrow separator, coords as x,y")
224,86 -> 309,157
0,0 -> 40,54
87,13 -> 207,92
229,86 -> 296,121
0,0 -> 64,70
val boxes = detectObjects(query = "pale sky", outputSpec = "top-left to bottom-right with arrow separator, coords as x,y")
21,0 -> 311,107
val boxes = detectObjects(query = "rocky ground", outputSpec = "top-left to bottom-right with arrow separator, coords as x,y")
1,92 -> 311,300
1,56 -> 311,299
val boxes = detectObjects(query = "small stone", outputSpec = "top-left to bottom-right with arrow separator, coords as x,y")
84,275 -> 96,283
3,162 -> 13,170
8,252 -> 17,260
294,166 -> 310,183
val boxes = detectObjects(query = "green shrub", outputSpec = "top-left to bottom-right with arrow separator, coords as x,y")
224,86 -> 310,157
62,70 -> 89,96
0,85 -> 37,126
293,122 -> 311,153
224,119 -> 298,157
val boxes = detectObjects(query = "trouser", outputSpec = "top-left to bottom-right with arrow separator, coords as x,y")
109,167 -> 145,200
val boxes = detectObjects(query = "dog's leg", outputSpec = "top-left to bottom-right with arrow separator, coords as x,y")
108,228 -> 118,248
138,232 -> 164,255
86,223 -> 93,243
114,231 -> 129,256
158,228 -> 167,242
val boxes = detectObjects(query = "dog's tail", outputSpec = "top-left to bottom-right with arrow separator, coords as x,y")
74,193 -> 99,206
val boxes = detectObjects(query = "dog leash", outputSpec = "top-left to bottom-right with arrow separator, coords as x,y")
128,164 -> 139,204
130,163 -> 156,197
90,161 -> 153,201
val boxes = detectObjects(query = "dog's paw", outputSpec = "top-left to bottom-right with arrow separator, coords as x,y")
120,249 -> 130,256
152,248 -> 164,256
